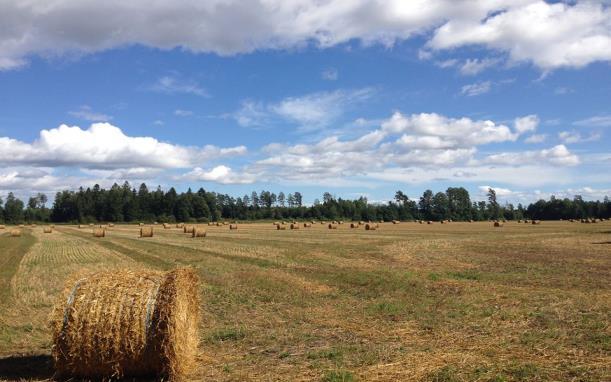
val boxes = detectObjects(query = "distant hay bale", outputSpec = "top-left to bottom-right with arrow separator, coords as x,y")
350,223 -> 358,228
273,222 -> 280,226
10,229 -> 21,237
229,224 -> 238,230
418,220 -> 424,224
427,221 -> 432,224
192,228 -> 206,238
276,225 -> 286,230
216,222 -> 223,227
532,220 -> 541,225
154,222 -> 159,225
78,224 -> 84,229
43,227 -> 53,233
0,225 -> 5,229
184,225 -> 195,234
365,223 -> 378,230
282,221 -> 287,225
176,223 -> 184,229
440,220 -> 446,224
50,268 -> 200,380
108,223 -> 114,227
139,223 -> 144,226
320,221 -> 325,224
469,220 -> 474,223
303,223 -> 312,228
89,223 -> 94,227
19,224 -> 24,227
518,219 -> 522,223
290,223 -> 300,230
311,220 -> 316,224
328,223 -> 338,230
494,221 -> 503,227
92,228 -> 105,238
222,222 -> 228,225
163,223 -> 171,229
338,221 -> 344,224
392,220 -> 400,224
140,227 -> 154,237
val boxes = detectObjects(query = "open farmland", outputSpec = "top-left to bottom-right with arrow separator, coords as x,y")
0,221 -> 609,381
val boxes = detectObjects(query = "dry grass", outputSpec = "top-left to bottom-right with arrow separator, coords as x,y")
0,221 -> 609,381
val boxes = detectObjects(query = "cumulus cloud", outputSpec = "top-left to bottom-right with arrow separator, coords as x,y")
558,130 -> 601,144
1,1 -> 609,71
0,122 -> 246,170
182,165 -> 255,184
484,144 -> 580,166
524,134 -> 547,144
514,115 -> 539,134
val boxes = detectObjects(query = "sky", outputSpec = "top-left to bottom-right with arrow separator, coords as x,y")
0,0 -> 610,205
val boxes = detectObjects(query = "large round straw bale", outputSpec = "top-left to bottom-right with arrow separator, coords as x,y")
440,220 -> 446,224
276,225 -> 286,230
163,223 -> 171,229
427,221 -> 432,224
0,225 -> 5,229
43,227 -> 53,233
176,223 -> 184,229
108,223 -> 114,227
50,268 -> 200,380
350,223 -> 358,228
532,220 -> 541,225
229,224 -> 238,230
10,229 -> 21,237
328,223 -> 338,230
184,225 -> 195,234
222,222 -> 228,225
140,227 -> 154,237
78,225 -> 84,229
303,223 -> 312,228
311,220 -> 316,224
273,222 -> 280,226
92,228 -> 105,237
290,223 -> 300,230
192,228 -> 206,238
365,223 -> 378,230
392,220 -> 400,224
19,224 -> 24,227
494,221 -> 503,227
216,222 -> 222,227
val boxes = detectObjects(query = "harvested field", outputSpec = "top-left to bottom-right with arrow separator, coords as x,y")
0,221 -> 609,381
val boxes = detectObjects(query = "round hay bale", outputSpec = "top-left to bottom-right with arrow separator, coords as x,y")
276,225 -> 286,230
43,227 -> 53,233
10,229 -> 21,237
469,220 -> 474,223
350,223 -> 358,228
419,220 -> 424,224
392,220 -> 400,224
108,223 -> 114,227
176,223 -> 184,229
359,221 -> 365,225
532,220 -> 541,225
0,225 -> 5,229
140,227 -> 154,237
440,220 -> 446,224
19,224 -> 24,227
290,223 -> 300,230
78,225 -> 84,229
88,223 -> 94,227
139,223 -> 144,226
184,225 -> 195,234
192,228 -> 206,238
365,223 -> 378,230
494,221 -> 503,227
427,221 -> 432,224
50,268 -> 200,380
273,222 -> 280,226
311,220 -> 316,224
229,224 -> 238,230
216,222 -> 222,227
303,223 -> 312,228
92,228 -> 105,238
222,222 -> 228,226
328,223 -> 338,230
163,223 -> 171,229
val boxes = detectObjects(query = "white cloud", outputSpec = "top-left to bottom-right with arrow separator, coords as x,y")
514,115 -> 539,134
461,81 -> 491,96
459,58 -> 500,76
174,109 -> 193,117
68,105 -> 112,122
321,67 -> 338,80
153,120 -> 164,126
234,88 -> 374,130
2,1 -> 609,71
484,144 -> 580,166
478,185 -> 515,198
150,75 -> 207,96
558,130 -> 601,144
182,165 -> 255,184
524,134 -> 547,144
0,122 -> 246,170
573,115 -> 611,128
428,1 -> 611,70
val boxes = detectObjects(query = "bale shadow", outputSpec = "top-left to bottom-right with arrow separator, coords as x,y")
0,354 -> 54,380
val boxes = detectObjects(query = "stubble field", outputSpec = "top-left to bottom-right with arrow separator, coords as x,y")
0,221 -> 609,381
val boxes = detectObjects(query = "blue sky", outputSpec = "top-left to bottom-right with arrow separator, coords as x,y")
0,0 -> 610,204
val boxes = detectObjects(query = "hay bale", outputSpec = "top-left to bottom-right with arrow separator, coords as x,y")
140,227 -> 154,237
328,223 -> 338,230
440,220 -> 446,224
276,225 -> 286,230
419,220 -> 424,224
222,222 -> 228,225
192,228 -> 206,238
365,223 -> 378,230
427,221 -> 432,224
311,220 -> 316,224
229,224 -> 238,230
92,228 -> 105,238
78,225 -> 84,229
50,268 -> 199,380
139,223 -> 144,226
108,223 -> 114,228
303,223 -> 312,228
350,223 -> 358,228
532,220 -> 541,225
494,221 -> 503,227
184,225 -> 195,234
273,222 -> 280,226
0,225 -> 5,229
163,223 -> 171,229
10,229 -> 21,237
392,220 -> 400,224
43,227 -> 53,233
469,220 -> 474,223
89,223 -> 94,227
359,221 -> 365,225
19,224 -> 24,227
176,223 -> 184,229
216,222 -> 222,227
290,223 -> 300,230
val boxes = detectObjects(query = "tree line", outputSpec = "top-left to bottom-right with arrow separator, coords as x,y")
0,182 -> 609,224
